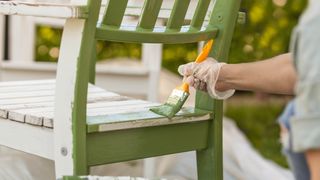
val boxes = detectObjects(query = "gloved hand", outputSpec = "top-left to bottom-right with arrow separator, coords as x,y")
178,57 -> 235,100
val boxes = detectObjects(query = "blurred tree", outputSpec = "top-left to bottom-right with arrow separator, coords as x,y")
229,0 -> 307,63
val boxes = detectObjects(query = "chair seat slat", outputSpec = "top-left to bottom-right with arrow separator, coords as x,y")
0,80 -> 211,132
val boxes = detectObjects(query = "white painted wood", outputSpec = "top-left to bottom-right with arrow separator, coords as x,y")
0,14 -> 4,68
141,43 -> 162,178
0,96 -> 54,106
53,18 -> 85,178
142,43 -> 162,102
0,79 -> 54,87
0,90 -> 117,105
43,116 -> 54,128
0,117 -> 54,160
9,16 -> 35,63
5,99 -> 154,125
0,83 -> 55,92
0,86 -> 103,100
0,1 -> 87,18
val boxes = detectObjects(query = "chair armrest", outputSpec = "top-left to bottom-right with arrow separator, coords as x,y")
0,1 -> 87,18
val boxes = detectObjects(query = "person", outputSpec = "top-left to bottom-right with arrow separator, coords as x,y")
178,1 -> 320,179
278,100 -> 310,180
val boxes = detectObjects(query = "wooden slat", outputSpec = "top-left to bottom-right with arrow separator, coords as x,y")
190,0 -> 212,29
87,102 -> 158,116
0,97 -> 130,122
0,96 -> 54,106
14,100 -> 152,121
96,25 -> 218,43
0,80 -> 211,132
166,0 -> 191,31
102,0 -> 128,27
0,79 -> 55,87
0,1 -> 87,18
0,92 -> 121,113
138,0 -> 163,29
0,87 -> 105,100
0,84 -> 55,93
87,107 -> 211,132
87,120 -> 209,166
4,98 -> 141,126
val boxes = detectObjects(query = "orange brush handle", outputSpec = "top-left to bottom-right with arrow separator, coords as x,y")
195,39 -> 214,63
179,39 -> 214,92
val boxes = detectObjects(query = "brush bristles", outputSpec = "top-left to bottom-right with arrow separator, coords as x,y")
150,89 -> 189,118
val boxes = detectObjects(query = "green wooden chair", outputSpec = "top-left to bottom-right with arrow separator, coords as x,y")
0,0 -> 241,179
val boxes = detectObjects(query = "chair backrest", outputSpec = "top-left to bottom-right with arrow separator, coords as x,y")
96,0 -> 219,44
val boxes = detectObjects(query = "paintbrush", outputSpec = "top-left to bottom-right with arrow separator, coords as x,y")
150,39 -> 214,118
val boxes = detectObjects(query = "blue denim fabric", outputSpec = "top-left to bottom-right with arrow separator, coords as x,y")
278,101 -> 295,130
278,101 -> 310,180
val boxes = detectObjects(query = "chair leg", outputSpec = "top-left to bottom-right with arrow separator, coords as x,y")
196,94 -> 223,180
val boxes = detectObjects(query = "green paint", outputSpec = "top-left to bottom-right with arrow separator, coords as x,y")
95,25 -> 218,44
195,0 -> 241,179
86,121 -> 209,166
150,89 -> 189,118
190,0 -> 212,29
138,0 -> 163,30
71,0 -> 102,175
87,107 -> 211,133
102,0 -> 128,27
166,0 -> 191,31
88,40 -> 97,84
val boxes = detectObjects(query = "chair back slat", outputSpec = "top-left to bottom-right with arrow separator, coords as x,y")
102,0 -> 129,27
190,0 -> 212,29
138,0 -> 163,30
166,0 -> 191,31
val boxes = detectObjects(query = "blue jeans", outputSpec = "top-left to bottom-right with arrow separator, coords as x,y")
281,130 -> 310,180
278,101 -> 310,180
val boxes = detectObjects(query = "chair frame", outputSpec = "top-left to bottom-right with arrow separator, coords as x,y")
0,0 -> 241,179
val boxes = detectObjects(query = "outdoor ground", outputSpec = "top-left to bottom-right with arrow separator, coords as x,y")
225,94 -> 291,168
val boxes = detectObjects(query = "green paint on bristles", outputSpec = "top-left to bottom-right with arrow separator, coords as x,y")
150,89 -> 189,118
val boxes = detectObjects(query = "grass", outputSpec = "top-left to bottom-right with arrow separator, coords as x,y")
224,94 -> 290,168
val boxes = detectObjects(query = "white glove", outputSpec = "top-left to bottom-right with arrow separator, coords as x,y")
178,57 -> 235,100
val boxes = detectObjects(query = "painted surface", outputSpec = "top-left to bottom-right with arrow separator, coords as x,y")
0,79 -> 210,132
0,1 -> 87,18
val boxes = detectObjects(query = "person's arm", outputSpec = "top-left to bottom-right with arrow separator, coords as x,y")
306,150 -> 320,180
216,53 -> 297,95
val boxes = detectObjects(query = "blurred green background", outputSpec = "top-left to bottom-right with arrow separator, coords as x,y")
34,0 -> 307,168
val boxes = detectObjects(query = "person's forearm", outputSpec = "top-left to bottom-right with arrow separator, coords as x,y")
306,149 -> 320,180
216,53 -> 297,94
